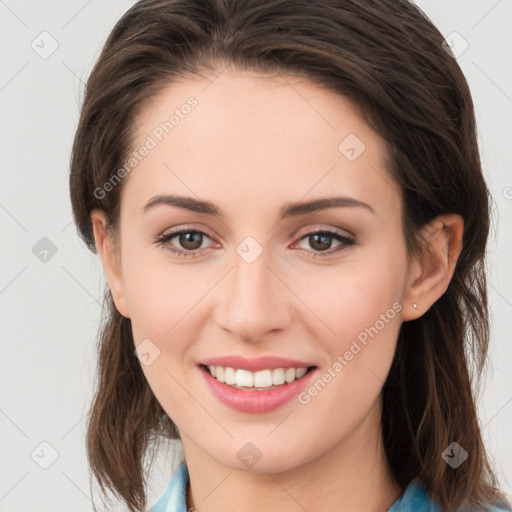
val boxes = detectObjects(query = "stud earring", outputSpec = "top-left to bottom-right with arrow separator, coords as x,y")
412,303 -> 418,309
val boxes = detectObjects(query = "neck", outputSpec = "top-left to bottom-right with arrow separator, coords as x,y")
182,397 -> 401,512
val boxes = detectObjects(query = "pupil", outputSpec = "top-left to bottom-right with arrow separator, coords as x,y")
310,234 -> 331,251
180,232 -> 202,250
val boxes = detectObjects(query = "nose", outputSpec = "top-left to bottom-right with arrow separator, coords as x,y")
214,247 -> 293,344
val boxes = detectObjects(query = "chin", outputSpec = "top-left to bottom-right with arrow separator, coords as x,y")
208,440 -> 313,475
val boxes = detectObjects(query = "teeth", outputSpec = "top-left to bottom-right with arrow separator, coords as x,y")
235,369 -> 254,387
253,369 -> 272,387
224,367 -> 236,385
285,368 -> 295,383
272,368 -> 285,385
216,366 -> 225,383
206,365 -> 310,388
295,367 -> 307,379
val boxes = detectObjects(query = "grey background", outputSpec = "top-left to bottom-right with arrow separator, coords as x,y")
1,1 -> 511,510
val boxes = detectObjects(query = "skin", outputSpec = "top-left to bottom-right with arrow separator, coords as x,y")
91,67 -> 464,512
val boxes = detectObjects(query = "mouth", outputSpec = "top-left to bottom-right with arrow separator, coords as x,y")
199,364 -> 317,391
198,363 -> 318,413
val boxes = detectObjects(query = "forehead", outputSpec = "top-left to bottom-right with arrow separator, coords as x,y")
124,69 -> 400,221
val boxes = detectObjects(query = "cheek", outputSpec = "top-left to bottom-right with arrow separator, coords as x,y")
294,275 -> 403,445
126,258 -> 205,418
294,246 -> 405,347
121,237 -> 200,340
333,268 -> 403,352
293,245 -> 405,403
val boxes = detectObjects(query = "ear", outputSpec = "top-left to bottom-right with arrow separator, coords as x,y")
91,209 -> 130,318
401,213 -> 464,321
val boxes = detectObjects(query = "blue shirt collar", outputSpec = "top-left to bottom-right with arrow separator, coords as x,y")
150,461 -> 189,512
151,461 -> 486,512
387,479 -> 441,512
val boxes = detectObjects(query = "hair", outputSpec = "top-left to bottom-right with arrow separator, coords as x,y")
69,0 -> 510,511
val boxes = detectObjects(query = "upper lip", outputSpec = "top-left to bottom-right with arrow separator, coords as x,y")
199,355 -> 316,372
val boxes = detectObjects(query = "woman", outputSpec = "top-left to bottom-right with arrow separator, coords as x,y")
69,0 -> 511,510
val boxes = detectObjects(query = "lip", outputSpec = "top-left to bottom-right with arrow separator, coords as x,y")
199,364 -> 318,414
198,355 -> 315,372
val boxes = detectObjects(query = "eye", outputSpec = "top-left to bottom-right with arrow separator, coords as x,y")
153,226 -> 356,258
153,226 -> 214,257
293,229 -> 356,257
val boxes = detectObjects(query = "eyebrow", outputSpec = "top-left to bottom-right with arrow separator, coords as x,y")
142,193 -> 375,218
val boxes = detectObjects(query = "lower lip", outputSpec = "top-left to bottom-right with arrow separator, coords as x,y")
199,365 -> 317,413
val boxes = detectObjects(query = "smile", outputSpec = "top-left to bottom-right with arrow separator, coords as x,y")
199,364 -> 317,413
204,365 -> 309,390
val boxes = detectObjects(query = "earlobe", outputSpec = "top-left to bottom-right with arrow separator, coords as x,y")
91,210 -> 131,318
402,213 -> 464,321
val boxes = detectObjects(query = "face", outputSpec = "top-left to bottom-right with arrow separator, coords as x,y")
96,68 -> 415,473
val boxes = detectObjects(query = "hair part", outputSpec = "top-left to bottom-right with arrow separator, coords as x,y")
69,1 -> 509,510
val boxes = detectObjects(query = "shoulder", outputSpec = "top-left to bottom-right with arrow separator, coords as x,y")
150,461 -> 189,512
486,504 -> 512,512
387,480 -> 512,512
387,480 -> 441,512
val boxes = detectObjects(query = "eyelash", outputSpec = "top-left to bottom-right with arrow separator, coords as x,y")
153,225 -> 356,259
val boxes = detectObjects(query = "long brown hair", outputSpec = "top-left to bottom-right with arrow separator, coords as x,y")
69,1 -> 510,510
